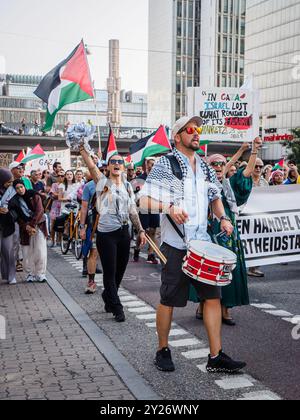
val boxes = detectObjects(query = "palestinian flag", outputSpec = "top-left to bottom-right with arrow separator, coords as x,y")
124,155 -> 133,167
197,141 -> 210,156
129,125 -> 171,167
103,125 -> 118,163
15,150 -> 25,163
34,40 -> 94,131
21,145 -> 45,164
273,159 -> 285,171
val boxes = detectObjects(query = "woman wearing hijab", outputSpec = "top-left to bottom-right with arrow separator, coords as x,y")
190,138 -> 262,326
0,169 -> 17,285
9,179 -> 48,283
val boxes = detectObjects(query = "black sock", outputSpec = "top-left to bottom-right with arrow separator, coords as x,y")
88,274 -> 95,282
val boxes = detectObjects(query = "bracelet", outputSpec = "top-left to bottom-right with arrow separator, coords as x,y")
79,224 -> 86,230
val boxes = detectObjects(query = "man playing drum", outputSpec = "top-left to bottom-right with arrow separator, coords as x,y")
140,116 -> 247,374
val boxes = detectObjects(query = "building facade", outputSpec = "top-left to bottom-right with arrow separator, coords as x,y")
148,0 -> 246,128
245,0 -> 300,160
0,74 -> 148,137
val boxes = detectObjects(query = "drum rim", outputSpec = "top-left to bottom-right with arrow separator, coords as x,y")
188,243 -> 237,264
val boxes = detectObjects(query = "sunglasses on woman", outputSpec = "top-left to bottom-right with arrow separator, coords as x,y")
255,165 -> 264,170
179,126 -> 203,135
110,159 -> 124,165
211,162 -> 226,167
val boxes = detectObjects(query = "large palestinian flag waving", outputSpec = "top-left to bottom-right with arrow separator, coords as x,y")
34,40 -> 94,131
129,126 -> 171,167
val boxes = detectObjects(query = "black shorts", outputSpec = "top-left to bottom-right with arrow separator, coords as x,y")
139,213 -> 160,230
160,243 -> 221,308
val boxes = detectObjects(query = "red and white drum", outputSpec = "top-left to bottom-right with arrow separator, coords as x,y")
182,240 -> 237,287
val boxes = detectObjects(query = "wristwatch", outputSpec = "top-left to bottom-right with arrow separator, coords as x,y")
220,215 -> 231,222
79,224 -> 86,230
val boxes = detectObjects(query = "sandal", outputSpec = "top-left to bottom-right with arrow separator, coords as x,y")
16,262 -> 23,272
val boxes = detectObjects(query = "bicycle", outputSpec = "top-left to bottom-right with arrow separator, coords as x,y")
60,203 -> 83,260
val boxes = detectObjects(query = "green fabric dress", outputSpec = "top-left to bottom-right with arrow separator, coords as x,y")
189,169 -> 253,308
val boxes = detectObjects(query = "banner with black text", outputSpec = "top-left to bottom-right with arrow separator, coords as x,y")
237,186 -> 300,267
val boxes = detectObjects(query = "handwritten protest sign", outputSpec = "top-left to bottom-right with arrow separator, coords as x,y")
187,87 -> 260,142
237,186 -> 300,267
25,149 -> 71,174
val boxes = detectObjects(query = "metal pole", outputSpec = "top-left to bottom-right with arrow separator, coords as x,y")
140,98 -> 144,139
93,83 -> 102,154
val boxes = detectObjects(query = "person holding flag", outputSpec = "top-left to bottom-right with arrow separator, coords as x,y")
78,142 -> 147,323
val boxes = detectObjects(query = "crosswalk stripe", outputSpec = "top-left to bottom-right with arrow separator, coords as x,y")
127,307 -> 155,314
136,314 -> 157,320
169,338 -> 202,348
263,310 -> 293,317
238,391 -> 281,400
215,376 -> 254,390
182,349 -> 209,359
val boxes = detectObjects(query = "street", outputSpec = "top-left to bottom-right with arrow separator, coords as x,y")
1,246 -> 299,401
45,248 -> 299,400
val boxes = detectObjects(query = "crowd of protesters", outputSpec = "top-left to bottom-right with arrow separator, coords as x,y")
0,141 -> 299,329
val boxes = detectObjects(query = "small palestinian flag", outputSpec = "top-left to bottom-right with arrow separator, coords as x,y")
129,125 -> 171,167
197,141 -> 210,156
103,125 -> 118,163
34,40 -> 94,131
273,159 -> 285,171
15,150 -> 25,163
21,145 -> 45,164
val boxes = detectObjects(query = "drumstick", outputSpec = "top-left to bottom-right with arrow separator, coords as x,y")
145,233 -> 167,265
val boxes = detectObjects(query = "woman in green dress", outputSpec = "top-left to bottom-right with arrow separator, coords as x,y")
190,138 -> 263,326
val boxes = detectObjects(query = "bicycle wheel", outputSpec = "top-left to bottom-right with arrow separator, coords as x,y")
61,235 -> 71,255
74,226 -> 83,260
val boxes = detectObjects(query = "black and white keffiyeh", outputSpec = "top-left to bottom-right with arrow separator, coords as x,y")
143,148 -> 221,206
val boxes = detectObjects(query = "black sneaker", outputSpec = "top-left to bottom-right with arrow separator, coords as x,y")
154,347 -> 175,372
133,249 -> 140,262
206,350 -> 246,374
114,312 -> 126,323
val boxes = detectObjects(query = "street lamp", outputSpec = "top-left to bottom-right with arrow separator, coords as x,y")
139,98 -> 144,139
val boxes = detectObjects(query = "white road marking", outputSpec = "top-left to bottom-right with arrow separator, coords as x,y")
197,364 -> 207,373
120,295 -> 139,302
182,349 -> 210,360
169,338 -> 202,348
263,310 -> 293,317
127,307 -> 155,314
122,301 -> 148,308
251,303 -> 276,310
136,314 -> 157,320
215,376 -> 254,390
168,329 -> 189,337
238,391 -> 281,401
282,316 -> 300,324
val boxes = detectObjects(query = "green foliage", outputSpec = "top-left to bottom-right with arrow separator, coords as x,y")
287,128 -> 300,170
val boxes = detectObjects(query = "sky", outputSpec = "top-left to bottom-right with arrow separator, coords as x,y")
0,0 -> 149,92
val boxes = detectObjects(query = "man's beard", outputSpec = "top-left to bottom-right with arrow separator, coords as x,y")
188,139 -> 200,151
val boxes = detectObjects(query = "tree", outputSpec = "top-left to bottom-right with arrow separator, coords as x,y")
286,128 -> 300,170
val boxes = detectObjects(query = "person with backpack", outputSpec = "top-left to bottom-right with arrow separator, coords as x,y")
139,116 -> 247,374
78,147 -> 147,323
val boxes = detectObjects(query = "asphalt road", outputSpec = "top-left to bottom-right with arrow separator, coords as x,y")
47,249 -> 300,400
122,258 -> 300,400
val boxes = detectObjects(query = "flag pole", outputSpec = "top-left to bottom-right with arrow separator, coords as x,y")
83,40 -> 102,154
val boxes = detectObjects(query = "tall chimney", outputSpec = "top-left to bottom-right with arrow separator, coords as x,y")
107,40 -> 121,128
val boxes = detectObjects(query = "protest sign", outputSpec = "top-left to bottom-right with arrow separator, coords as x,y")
187,87 -> 260,142
237,185 -> 300,267
25,149 -> 71,174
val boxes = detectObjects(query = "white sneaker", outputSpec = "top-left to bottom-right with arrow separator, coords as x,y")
36,276 -> 47,283
26,274 -> 36,283
9,278 -> 17,285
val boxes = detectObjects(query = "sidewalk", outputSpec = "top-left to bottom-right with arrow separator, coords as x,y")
0,272 -> 135,401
